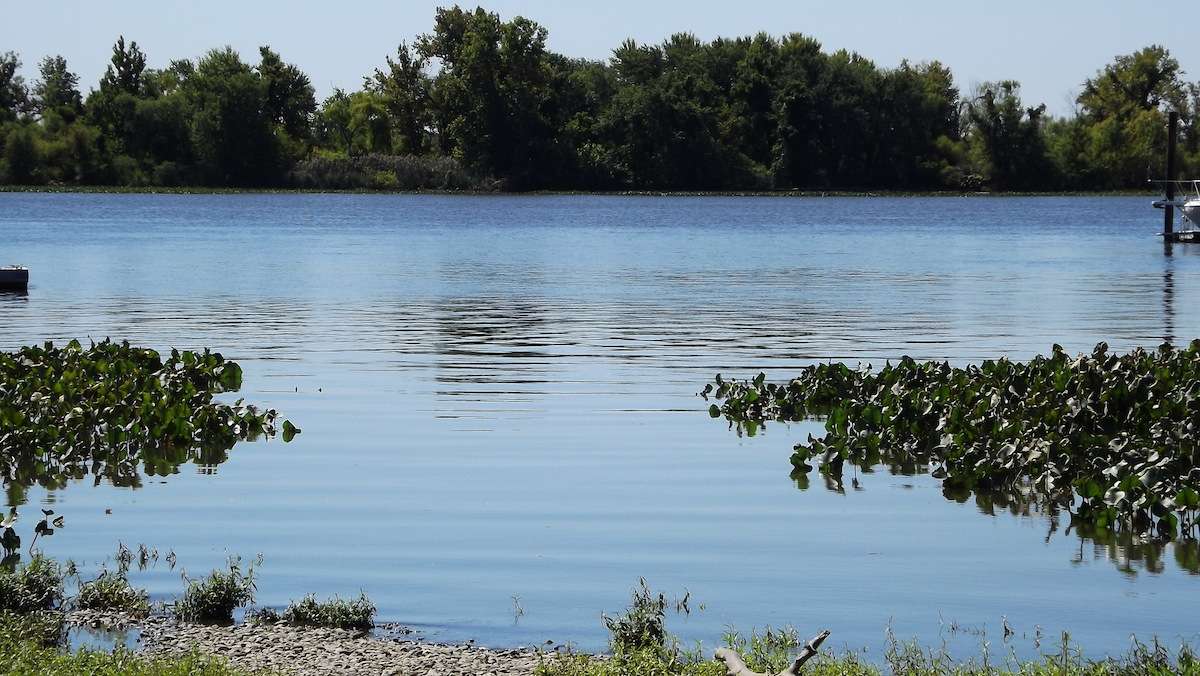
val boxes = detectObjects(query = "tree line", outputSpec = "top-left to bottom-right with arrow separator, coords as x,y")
1,6 -> 1198,192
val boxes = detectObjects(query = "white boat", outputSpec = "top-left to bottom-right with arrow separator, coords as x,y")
0,266 -> 29,290
1152,179 -> 1200,241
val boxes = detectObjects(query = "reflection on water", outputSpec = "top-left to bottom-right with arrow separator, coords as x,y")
3,444 -> 234,510
788,460 -> 1200,576
1,193 -> 1199,654
66,624 -> 140,654
1164,252 -> 1176,345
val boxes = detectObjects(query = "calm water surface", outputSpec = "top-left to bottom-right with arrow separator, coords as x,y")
1,193 -> 1198,656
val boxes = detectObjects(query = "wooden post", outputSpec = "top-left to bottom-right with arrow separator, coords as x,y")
1165,110 -> 1178,236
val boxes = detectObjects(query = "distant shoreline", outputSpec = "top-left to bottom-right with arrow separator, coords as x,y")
0,185 -> 1159,198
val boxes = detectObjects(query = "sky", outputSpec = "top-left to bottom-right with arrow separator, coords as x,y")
2,0 -> 1198,117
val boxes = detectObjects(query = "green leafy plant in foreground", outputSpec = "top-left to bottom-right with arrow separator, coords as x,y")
704,342 -> 1200,539
174,557 -> 258,625
0,339 -> 299,501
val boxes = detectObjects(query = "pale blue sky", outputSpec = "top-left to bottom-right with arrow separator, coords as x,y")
2,1 -> 1197,116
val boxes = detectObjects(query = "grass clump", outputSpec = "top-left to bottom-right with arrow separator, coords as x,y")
76,571 -> 150,617
538,581 -> 1200,676
0,610 -> 65,648
246,607 -> 281,624
0,555 -> 63,613
602,579 -> 667,653
174,559 -> 256,625
539,634 -> 1200,676
282,593 -> 375,631
540,579 -> 723,676
873,634 -> 1200,675
0,613 -> 252,675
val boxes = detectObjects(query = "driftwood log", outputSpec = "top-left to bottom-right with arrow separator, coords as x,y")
714,630 -> 830,676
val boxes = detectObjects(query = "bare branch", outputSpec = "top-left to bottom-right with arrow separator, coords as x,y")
714,630 -> 830,676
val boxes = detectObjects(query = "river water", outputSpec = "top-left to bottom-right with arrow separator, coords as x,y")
1,193 -> 1197,656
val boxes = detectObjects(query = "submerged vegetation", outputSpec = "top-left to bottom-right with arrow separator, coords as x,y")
0,7 -> 1198,191
704,341 -> 1200,541
0,339 -> 297,506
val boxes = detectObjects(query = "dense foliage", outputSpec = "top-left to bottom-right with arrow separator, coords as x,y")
0,339 -> 297,506
704,342 -> 1200,541
1,7 -> 1198,191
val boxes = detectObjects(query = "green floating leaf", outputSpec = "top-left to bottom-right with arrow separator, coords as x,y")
282,420 -> 301,443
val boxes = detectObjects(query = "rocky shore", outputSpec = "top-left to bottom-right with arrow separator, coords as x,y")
68,610 -> 545,675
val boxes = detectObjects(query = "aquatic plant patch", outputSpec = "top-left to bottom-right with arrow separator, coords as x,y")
0,555 -> 63,614
0,340 -> 298,496
76,571 -> 150,617
174,558 -> 257,625
703,342 -> 1200,539
280,593 -> 375,631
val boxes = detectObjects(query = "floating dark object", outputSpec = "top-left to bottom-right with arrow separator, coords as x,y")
0,266 -> 29,290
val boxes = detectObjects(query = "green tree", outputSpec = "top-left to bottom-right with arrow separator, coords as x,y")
1045,116 -> 1095,190
258,46 -> 316,141
100,36 -> 147,95
966,81 -> 1052,190
88,37 -> 149,167
1075,46 -> 1186,187
873,61 -> 960,188
182,47 -> 280,186
317,89 -> 354,155
32,56 -> 82,119
349,91 -> 391,154
601,33 -> 749,189
418,6 -> 560,186
2,124 -> 40,184
0,52 -> 29,122
368,42 -> 431,154
720,34 -> 779,169
770,33 -> 828,187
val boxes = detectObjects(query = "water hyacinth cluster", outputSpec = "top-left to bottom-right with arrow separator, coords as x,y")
703,342 -> 1200,539
0,340 -> 298,497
